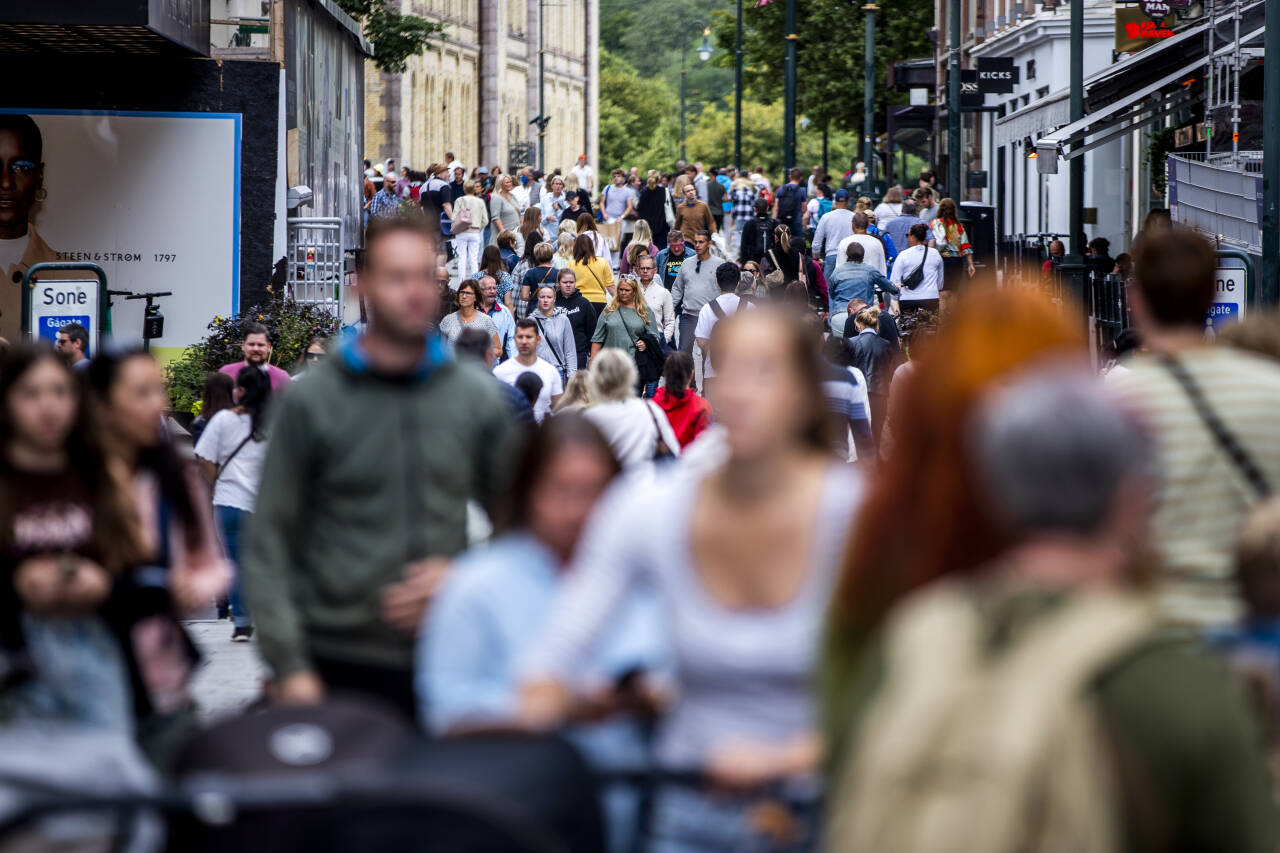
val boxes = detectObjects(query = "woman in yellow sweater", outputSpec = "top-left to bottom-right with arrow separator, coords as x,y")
568,232 -> 615,325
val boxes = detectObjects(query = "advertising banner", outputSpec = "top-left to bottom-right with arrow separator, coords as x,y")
0,109 -> 240,355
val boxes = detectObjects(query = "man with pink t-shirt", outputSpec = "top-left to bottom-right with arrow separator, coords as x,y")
219,322 -> 291,392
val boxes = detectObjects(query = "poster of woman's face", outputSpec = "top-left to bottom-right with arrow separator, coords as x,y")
0,109 -> 240,355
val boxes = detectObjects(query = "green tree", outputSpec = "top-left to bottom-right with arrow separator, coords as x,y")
335,0 -> 444,74
684,101 -> 861,177
600,0 -> 734,105
599,50 -> 681,171
708,0 -> 933,155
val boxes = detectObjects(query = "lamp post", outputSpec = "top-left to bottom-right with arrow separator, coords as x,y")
1058,0 -> 1089,319
1263,0 -> 1280,305
947,0 -> 960,198
863,3 -> 878,185
783,0 -> 797,172
734,0 -> 744,171
681,22 -> 712,163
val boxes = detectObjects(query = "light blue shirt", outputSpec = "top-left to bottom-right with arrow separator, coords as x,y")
418,532 -> 663,736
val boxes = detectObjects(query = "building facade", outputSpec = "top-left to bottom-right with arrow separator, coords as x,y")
364,0 -> 598,180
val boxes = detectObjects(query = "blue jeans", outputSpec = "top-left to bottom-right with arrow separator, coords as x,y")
649,784 -> 819,852
643,380 -> 658,398
677,312 -> 699,354
216,505 -> 252,628
824,254 -> 837,280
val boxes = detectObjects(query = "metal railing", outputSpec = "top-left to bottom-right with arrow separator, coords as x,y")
1091,273 -> 1132,357
1173,150 -> 1263,174
286,217 -> 346,325
1169,153 -> 1263,253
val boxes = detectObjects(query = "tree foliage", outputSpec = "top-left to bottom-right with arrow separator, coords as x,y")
708,0 -> 933,143
684,101 -> 862,175
600,0 -> 734,104
598,50 -> 681,171
335,0 -> 444,74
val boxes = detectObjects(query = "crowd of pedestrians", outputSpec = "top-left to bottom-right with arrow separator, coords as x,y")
2,156 -> 1280,853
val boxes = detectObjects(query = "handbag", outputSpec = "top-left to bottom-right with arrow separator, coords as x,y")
618,309 -> 663,384
534,316 -> 569,382
764,248 -> 787,291
215,433 -> 253,483
664,192 -> 676,228
902,247 -> 934,291
643,399 -> 677,462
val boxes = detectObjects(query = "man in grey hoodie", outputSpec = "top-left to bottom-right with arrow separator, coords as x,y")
671,230 -> 724,354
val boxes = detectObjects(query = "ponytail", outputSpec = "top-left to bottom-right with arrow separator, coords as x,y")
774,224 -> 792,254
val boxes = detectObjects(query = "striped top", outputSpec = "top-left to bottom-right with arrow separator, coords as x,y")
1109,348 -> 1280,629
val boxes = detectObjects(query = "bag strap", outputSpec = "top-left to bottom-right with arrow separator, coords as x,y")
534,316 -> 566,372
708,298 -> 726,320
616,307 -> 643,347
215,431 -> 254,483
585,263 -> 607,294
643,399 -> 673,459
1158,354 -> 1272,498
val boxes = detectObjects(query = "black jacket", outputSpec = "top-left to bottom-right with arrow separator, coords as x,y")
846,328 -> 894,396
555,286 -> 595,369
739,216 -> 779,265
637,187 -> 671,246
845,310 -> 903,363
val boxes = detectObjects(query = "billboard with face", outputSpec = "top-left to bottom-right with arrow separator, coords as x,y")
0,109 -> 240,357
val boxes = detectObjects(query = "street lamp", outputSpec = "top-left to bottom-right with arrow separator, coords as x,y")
681,21 -> 711,163
863,3 -> 878,186
734,0 -> 744,171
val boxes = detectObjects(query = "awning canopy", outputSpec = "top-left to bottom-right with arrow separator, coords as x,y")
994,90 -> 1069,148
1030,0 -> 1265,173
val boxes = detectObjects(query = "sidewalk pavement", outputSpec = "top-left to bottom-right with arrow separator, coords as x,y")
187,619 -> 267,724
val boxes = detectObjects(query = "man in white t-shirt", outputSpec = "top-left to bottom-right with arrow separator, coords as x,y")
571,155 -> 594,194
835,212 -> 887,276
694,262 -> 754,393
891,222 -> 944,311
493,318 -> 563,421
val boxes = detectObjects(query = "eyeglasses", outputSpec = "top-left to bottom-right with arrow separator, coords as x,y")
305,352 -> 325,362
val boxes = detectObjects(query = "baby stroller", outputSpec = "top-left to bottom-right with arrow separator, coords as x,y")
0,699 -> 606,853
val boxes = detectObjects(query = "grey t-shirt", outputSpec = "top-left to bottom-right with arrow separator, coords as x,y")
671,255 -> 723,316
602,184 -> 636,221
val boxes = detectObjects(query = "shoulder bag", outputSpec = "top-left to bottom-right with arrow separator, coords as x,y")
533,316 -> 568,382
215,431 -> 254,483
643,399 -> 677,462
617,309 -> 664,384
1159,354 -> 1272,498
764,248 -> 787,291
901,247 -> 934,291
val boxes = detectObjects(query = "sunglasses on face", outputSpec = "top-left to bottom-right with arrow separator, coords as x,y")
306,352 -> 325,362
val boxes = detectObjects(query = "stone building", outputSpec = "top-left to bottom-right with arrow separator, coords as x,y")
364,0 -> 598,179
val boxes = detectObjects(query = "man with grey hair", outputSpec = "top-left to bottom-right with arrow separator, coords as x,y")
884,197 -> 926,257
833,369 -> 1275,853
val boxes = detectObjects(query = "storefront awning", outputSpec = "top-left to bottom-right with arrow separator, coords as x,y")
1033,13 -> 1265,173
994,90 -> 1069,149
0,0 -> 210,56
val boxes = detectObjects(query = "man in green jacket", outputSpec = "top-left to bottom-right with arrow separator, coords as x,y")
244,215 -> 515,718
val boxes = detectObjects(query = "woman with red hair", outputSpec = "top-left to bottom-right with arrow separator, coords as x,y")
820,283 -> 1084,769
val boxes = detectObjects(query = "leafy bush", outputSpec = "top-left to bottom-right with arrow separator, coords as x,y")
165,287 -> 340,414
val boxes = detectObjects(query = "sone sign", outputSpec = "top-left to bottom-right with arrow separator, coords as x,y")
29,280 -> 101,356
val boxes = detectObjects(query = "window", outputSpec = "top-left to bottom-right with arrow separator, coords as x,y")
1026,59 -> 1036,80
1036,85 -> 1050,99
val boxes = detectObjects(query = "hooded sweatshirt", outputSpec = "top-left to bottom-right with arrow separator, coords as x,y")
243,335 -> 516,679
554,286 -> 595,369
653,386 -> 713,448
529,305 -> 578,380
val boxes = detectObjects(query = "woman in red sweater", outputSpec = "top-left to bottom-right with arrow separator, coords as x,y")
653,351 -> 712,448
